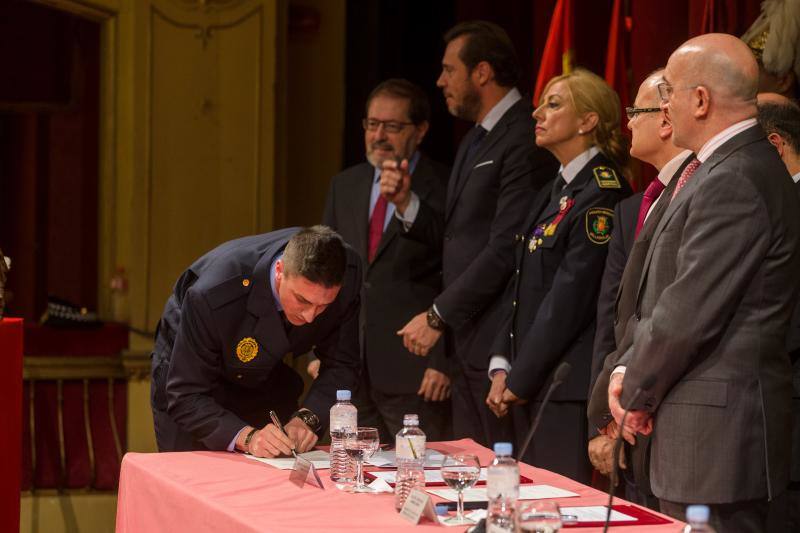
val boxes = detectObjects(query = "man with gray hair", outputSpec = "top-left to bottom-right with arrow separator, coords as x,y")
151,226 -> 362,457
610,34 -> 800,530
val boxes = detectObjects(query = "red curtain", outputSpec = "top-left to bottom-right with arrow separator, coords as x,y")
0,319 -> 23,532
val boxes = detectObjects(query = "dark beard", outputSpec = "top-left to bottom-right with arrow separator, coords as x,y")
453,85 -> 481,121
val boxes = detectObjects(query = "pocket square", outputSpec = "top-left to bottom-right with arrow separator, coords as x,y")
473,160 -> 494,169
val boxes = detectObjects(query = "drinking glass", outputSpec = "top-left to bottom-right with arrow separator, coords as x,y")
343,427 -> 380,493
515,500 -> 562,532
440,453 -> 481,525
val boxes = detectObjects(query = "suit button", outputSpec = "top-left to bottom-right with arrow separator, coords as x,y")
364,282 -> 371,289
515,233 -> 522,242
512,300 -> 517,307
444,233 -> 452,240
515,269 -> 520,275
236,374 -> 243,379
509,332 -> 514,338
635,311 -> 641,321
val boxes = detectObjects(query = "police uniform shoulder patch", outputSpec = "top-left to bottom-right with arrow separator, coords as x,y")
586,207 -> 614,244
593,166 -> 621,189
236,337 -> 259,363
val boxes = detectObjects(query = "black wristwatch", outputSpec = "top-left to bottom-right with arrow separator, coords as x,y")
292,408 -> 322,433
426,306 -> 445,331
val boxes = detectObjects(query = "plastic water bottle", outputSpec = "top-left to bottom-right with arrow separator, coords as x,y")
329,390 -> 357,483
681,505 -> 716,532
394,414 -> 426,510
486,442 -> 519,533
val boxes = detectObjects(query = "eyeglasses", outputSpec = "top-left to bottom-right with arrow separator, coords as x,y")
362,118 -> 413,134
656,81 -> 699,102
625,106 -> 661,120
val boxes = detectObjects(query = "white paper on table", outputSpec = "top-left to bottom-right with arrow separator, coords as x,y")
559,505 -> 636,523
436,509 -> 488,527
427,484 -> 578,502
370,467 -> 488,485
245,450 -> 331,470
367,477 -> 394,493
366,449 -> 446,468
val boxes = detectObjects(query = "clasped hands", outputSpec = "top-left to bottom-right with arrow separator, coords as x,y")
485,371 -> 526,418
242,417 -> 318,458
607,372 -> 653,440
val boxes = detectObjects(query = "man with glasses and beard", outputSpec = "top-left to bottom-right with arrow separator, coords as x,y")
322,79 -> 452,442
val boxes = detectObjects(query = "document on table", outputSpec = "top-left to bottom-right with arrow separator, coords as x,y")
245,450 -> 330,470
370,467 -> 488,485
366,449 -> 447,468
560,506 -> 637,522
427,484 -> 578,502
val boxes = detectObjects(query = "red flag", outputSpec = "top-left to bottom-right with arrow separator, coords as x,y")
604,0 -> 631,125
533,0 -> 574,104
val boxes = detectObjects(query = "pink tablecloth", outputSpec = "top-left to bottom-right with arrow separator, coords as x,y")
115,439 -> 680,532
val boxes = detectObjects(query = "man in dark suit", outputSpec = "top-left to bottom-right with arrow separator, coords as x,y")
380,21 -> 557,445
586,70 -> 693,507
322,79 -> 452,442
613,35 -> 800,531
758,93 -> 800,533
150,226 -> 361,457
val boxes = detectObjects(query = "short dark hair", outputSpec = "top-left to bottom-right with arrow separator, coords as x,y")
365,78 -> 431,125
443,21 -> 521,88
758,100 -> 800,154
283,225 -> 346,287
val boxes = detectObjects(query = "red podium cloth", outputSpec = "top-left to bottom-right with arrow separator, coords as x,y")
0,318 -> 23,532
116,439 -> 680,532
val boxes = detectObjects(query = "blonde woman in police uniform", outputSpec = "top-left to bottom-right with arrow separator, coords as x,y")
485,68 -> 631,483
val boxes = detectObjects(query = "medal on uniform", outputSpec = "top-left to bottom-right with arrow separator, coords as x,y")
529,225 -> 545,252
544,197 -> 575,237
236,337 -> 259,363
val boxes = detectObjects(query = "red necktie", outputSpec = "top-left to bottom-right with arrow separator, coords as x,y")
368,195 -> 387,262
634,179 -> 666,238
671,158 -> 701,200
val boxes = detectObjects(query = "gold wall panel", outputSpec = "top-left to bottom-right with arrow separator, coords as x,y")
145,1 -> 277,329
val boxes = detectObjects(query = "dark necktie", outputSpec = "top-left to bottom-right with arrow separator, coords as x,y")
462,125 -> 487,177
551,172 -> 567,201
671,158 -> 701,200
634,178 -> 666,238
368,194 -> 387,262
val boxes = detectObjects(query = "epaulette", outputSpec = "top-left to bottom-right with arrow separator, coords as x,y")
593,166 -> 621,189
205,274 -> 252,310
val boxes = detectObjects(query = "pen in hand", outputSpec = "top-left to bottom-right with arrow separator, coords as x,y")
269,410 -> 298,458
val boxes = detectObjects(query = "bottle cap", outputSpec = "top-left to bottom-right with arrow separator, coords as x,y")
493,442 -> 513,456
336,390 -> 351,401
403,414 -> 420,426
685,505 -> 710,523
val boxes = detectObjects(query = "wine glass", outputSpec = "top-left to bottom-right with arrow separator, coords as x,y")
515,500 -> 562,532
343,427 -> 380,493
440,453 -> 481,525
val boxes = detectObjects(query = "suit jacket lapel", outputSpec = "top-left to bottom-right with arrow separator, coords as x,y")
446,127 -> 477,218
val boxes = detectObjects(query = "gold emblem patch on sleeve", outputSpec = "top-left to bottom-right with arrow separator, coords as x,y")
236,337 -> 259,363
586,207 -> 614,244
593,166 -> 621,189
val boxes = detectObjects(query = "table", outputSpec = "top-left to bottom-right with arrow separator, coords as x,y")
116,439 -> 681,532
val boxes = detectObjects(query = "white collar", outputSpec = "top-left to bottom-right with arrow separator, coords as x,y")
657,150 -> 694,185
696,118 -> 758,163
480,88 -> 522,132
793,171 -> 800,184
559,146 -> 601,184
